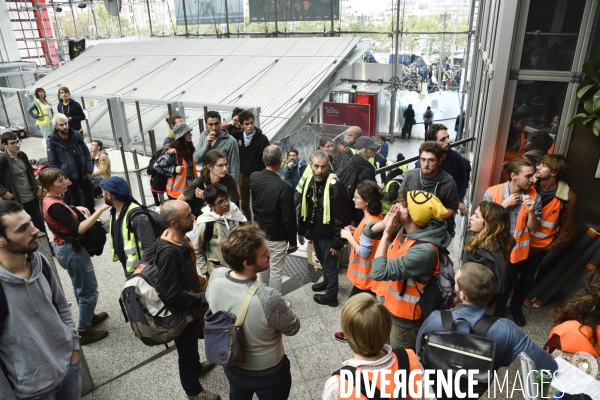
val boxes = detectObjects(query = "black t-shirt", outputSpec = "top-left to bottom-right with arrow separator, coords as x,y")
47,203 -> 80,234
182,174 -> 240,216
60,135 -> 82,179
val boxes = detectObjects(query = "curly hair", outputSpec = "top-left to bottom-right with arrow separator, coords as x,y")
464,201 -> 512,263
553,270 -> 600,347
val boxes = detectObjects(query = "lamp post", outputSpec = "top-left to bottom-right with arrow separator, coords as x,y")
437,12 -> 450,91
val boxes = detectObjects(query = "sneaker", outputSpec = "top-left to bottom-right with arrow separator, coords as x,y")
311,281 -> 327,292
334,332 -> 347,342
187,390 -> 221,400
77,327 -> 109,345
197,360 -> 215,378
510,306 -> 526,327
314,294 -> 338,307
91,312 -> 108,327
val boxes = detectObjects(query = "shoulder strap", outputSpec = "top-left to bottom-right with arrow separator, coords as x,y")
0,280 -> 6,337
234,280 -> 261,327
441,310 -> 457,331
333,365 -> 383,399
204,221 -> 214,252
392,347 -> 409,372
471,315 -> 499,337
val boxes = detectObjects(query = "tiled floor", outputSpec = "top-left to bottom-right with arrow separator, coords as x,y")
20,136 -> 557,400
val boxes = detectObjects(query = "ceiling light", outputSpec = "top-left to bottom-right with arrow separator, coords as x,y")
78,3 -> 86,9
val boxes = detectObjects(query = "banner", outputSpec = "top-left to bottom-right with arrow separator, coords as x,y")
174,0 -> 243,26
322,102 -> 371,137
68,39 -> 85,60
249,0 -> 340,23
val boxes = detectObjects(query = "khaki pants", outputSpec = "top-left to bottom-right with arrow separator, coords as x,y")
390,324 -> 420,351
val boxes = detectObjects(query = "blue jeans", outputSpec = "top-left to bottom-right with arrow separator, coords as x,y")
224,356 -> 291,400
313,237 -> 339,299
38,359 -> 81,400
54,242 -> 98,330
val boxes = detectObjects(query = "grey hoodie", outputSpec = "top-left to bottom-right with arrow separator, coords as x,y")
0,252 -> 79,399
399,168 -> 459,211
193,129 -> 240,185
365,217 -> 451,328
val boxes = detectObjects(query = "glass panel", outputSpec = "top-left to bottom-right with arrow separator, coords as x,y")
504,81 -> 568,162
520,0 -> 586,71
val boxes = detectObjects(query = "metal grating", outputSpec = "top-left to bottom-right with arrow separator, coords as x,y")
283,255 -> 322,283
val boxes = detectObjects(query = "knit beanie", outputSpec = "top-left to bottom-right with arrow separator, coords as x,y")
406,190 -> 448,227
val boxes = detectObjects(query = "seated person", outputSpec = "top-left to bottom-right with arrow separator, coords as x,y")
323,293 -> 423,400
545,269 -> 600,356
89,140 -> 111,183
192,183 -> 246,277
417,262 -> 557,374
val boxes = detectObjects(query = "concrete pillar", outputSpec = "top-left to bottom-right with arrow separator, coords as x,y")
37,233 -> 95,396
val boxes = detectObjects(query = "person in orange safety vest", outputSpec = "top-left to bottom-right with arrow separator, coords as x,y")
483,159 -> 542,326
323,293 -> 424,400
362,190 -> 451,350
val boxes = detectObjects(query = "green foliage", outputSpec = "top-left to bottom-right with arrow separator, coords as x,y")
569,58 -> 600,136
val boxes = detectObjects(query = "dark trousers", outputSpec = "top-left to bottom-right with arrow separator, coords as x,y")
496,250 -> 547,312
239,172 -> 252,221
402,122 -> 414,139
424,122 -> 432,135
313,237 -> 339,299
23,198 -> 47,234
224,356 -> 291,400
376,162 -> 387,185
67,177 -> 96,213
174,319 -> 204,396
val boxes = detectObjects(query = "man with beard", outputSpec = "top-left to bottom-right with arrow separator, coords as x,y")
298,150 -> 351,307
0,201 -> 82,399
99,177 -> 158,279
47,113 -> 96,212
399,141 -> 459,235
155,200 -> 218,400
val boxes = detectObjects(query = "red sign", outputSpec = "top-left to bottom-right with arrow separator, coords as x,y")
322,102 -> 372,136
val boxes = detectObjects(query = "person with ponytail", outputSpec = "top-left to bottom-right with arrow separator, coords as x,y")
177,149 -> 239,217
546,270 -> 600,356
163,114 -> 183,146
39,168 -> 110,345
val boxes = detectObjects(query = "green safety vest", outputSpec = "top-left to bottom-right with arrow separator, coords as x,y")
381,179 -> 401,215
33,98 -> 52,126
295,167 -> 313,193
109,203 -> 143,273
301,173 -> 337,224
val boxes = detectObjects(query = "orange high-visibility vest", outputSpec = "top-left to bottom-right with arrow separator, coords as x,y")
487,184 -> 537,263
347,214 -> 383,291
336,349 -> 421,400
380,234 -> 440,321
530,196 -> 561,249
548,320 -> 600,357
165,149 -> 197,199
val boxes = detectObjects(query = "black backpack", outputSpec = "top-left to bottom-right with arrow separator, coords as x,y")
332,347 -> 410,400
45,206 -> 107,257
124,200 -> 168,261
420,311 -> 498,400
146,146 -> 178,193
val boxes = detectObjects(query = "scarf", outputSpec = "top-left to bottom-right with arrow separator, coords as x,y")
243,129 -> 256,147
301,173 -> 336,224
187,202 -> 247,240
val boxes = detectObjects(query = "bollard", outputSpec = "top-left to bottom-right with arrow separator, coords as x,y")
131,149 -> 147,206
118,137 -> 131,189
37,233 -> 95,395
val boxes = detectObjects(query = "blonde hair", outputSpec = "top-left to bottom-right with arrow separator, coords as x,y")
341,293 -> 391,357
52,112 -> 68,127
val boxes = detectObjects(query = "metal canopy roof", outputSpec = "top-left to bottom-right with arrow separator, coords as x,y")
28,37 -> 363,141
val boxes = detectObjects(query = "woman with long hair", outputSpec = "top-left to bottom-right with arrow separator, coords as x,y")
26,87 -> 54,147
335,180 -> 384,342
39,168 -> 110,345
153,122 -> 197,200
463,201 -> 512,311
546,270 -> 600,356
177,149 -> 239,217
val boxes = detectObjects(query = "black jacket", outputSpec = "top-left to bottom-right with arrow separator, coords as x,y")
297,175 -> 351,250
404,108 -> 415,121
249,169 -> 297,245
56,99 -> 86,132
338,154 -> 376,222
0,151 -> 37,203
47,127 -> 94,180
154,236 -> 205,318
231,127 -> 270,176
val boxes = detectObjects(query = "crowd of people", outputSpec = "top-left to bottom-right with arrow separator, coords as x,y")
0,94 -> 596,400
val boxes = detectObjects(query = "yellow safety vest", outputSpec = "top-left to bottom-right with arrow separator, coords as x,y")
109,203 -> 143,273
381,179 -> 401,215
33,98 -> 52,126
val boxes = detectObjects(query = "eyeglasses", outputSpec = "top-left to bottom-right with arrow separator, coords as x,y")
324,145 -> 334,148
214,163 -> 229,169
7,140 -> 21,146
215,197 -> 231,206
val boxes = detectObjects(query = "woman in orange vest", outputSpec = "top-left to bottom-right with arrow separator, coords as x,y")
463,201 -> 513,313
153,122 -> 197,199
323,293 -> 423,400
545,269 -> 600,356
335,180 -> 383,342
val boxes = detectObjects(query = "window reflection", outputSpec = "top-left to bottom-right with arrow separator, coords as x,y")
505,81 -> 568,162
520,0 -> 586,71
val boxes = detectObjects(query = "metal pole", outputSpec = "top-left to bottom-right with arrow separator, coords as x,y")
145,0 -> 154,36
224,0 -> 230,38
131,149 -> 147,206
118,137 -> 131,188
106,100 -> 119,147
70,2 -> 80,37
203,106 -> 208,122
80,97 -> 92,143
274,1 -> 278,36
438,12 -> 447,91
90,0 -> 99,38
182,0 -> 189,37
330,0 -> 334,36
388,0 -> 401,143
17,93 -> 30,136
117,5 -> 123,37
167,103 -> 173,116
135,101 -> 147,156
148,129 -> 157,154
198,118 -> 204,132
457,0 -> 477,143
0,91 -> 11,127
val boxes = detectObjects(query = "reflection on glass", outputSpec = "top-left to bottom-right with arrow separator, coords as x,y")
520,0 -> 586,71
505,81 -> 568,162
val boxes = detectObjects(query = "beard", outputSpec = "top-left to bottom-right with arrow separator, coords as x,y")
5,235 -> 38,254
